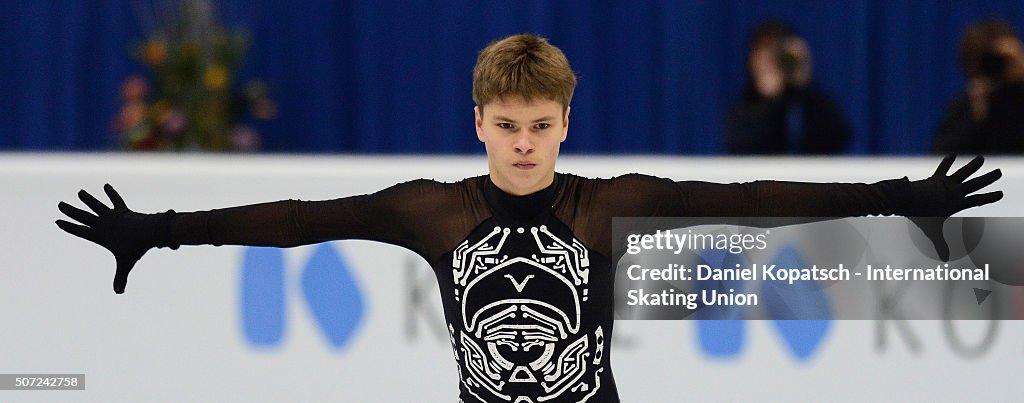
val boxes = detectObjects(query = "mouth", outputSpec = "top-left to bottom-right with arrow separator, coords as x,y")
513,161 -> 537,170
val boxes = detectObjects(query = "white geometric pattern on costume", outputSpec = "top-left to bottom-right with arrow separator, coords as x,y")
450,225 -> 604,402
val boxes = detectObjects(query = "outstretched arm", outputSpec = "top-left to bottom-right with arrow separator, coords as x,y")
167,184 -> 424,250
674,155 -> 1001,218
56,180 -> 438,293
667,155 -> 1001,261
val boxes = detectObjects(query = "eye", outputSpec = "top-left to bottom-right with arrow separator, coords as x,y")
497,122 -> 514,130
534,123 -> 551,130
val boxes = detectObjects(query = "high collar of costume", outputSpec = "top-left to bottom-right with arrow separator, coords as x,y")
483,173 -> 561,221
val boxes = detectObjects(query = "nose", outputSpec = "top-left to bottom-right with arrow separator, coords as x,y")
513,132 -> 534,154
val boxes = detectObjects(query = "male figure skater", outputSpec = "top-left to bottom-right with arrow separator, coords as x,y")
57,34 -> 1002,403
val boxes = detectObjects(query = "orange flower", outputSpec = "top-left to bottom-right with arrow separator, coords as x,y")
202,64 -> 230,90
142,39 -> 167,66
114,102 -> 148,132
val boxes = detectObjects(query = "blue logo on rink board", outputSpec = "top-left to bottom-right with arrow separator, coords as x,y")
302,243 -> 365,348
762,245 -> 831,361
241,247 -> 286,346
695,248 -> 747,357
696,245 -> 832,361
241,243 -> 365,349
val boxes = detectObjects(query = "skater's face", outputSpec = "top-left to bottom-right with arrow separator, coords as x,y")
476,96 -> 569,196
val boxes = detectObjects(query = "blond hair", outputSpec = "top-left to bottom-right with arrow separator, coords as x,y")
473,34 -> 576,116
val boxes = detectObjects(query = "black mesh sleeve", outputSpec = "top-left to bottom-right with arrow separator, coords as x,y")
166,179 -> 487,261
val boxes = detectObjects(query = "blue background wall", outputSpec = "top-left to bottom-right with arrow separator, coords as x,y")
2,1 -> 1023,154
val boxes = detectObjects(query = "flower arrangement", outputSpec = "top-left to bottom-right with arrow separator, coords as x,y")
113,0 -> 276,151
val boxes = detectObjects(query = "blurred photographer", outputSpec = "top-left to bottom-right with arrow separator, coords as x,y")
934,20 -> 1024,153
726,21 -> 851,154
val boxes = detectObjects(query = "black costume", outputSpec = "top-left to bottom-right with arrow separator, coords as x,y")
168,173 -> 910,403
56,156 -> 1001,402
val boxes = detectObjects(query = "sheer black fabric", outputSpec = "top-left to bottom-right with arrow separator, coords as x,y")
168,173 -> 910,403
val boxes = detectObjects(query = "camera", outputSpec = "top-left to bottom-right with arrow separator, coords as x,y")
980,51 -> 1010,83
775,37 -> 802,80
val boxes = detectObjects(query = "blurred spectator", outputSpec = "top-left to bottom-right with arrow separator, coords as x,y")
934,20 -> 1024,154
726,21 -> 851,154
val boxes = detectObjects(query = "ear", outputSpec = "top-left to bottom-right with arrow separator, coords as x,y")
475,106 -> 485,142
560,105 -> 570,142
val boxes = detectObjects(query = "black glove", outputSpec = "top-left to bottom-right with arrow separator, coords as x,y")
908,155 -> 1002,261
55,184 -> 177,294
